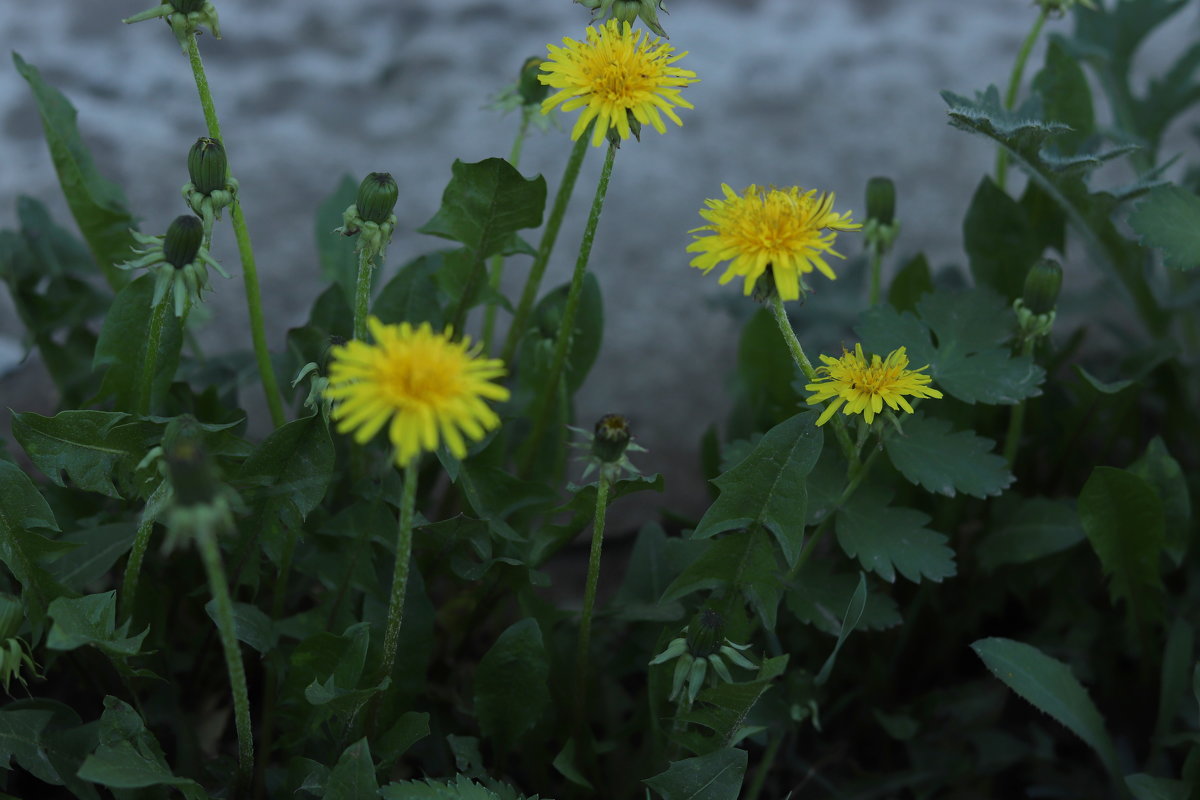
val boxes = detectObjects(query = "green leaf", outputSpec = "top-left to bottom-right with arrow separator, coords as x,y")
552,739 -> 594,790
963,176 -> 1041,300
883,413 -> 1012,498
46,591 -> 147,658
419,158 -> 546,259
785,561 -> 901,635
377,712 -> 431,769
204,599 -> 275,654
835,485 -> 955,584
49,523 -> 137,591
1079,466 -> 1165,627
325,738 -> 378,800
436,248 -> 516,313
972,637 -> 1121,777
732,309 -> 797,434
380,775 -> 530,800
316,174 -> 360,302
615,522 -> 700,617
814,572 -> 867,685
0,461 -> 71,626
976,497 -> 1085,569
887,253 -> 933,313
530,272 -> 603,393
77,696 -> 204,794
93,274 -> 183,413
1033,36 -> 1095,154
857,289 -> 1044,405
693,411 -> 822,568
678,658 -> 787,753
1125,774 -> 1189,800
0,701 -> 100,798
662,528 -> 783,630
12,410 -> 153,499
643,747 -> 747,800
373,252 -> 446,328
12,53 -> 135,286
1129,436 -> 1191,565
1154,619 -> 1194,747
1129,185 -> 1200,271
474,619 -> 550,745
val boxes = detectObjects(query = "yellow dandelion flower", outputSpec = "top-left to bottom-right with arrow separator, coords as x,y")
539,19 -> 698,147
324,318 -> 510,466
805,343 -> 942,426
687,184 -> 862,301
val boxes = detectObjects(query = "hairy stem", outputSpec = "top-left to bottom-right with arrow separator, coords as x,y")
353,246 -> 377,342
995,8 -> 1048,191
136,292 -> 171,416
575,470 -> 611,730
379,461 -> 418,683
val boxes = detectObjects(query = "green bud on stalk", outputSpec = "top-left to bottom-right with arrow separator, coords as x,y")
1022,258 -> 1063,315
356,172 -> 399,225
684,609 -> 725,658
865,176 -> 896,226
170,0 -> 206,12
518,57 -> 550,106
188,137 -> 227,195
591,414 -> 632,463
163,215 -> 204,269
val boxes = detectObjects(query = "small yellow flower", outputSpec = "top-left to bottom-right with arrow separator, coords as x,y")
324,319 -> 510,466
688,184 -> 862,301
805,344 -> 942,426
539,20 -> 698,147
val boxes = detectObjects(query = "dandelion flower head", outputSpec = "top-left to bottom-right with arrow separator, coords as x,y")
539,19 -> 698,147
805,343 -> 942,426
324,318 -> 510,466
688,184 -> 862,301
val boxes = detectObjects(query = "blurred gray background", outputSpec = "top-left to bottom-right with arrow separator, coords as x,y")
2,0 -> 1197,518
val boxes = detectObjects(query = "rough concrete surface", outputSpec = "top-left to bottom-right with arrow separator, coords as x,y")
2,1 -> 1197,519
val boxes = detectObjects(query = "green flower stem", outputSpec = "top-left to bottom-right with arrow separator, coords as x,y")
500,132 -> 591,365
186,35 -> 287,428
575,470 -> 611,725
768,293 -> 859,469
867,243 -> 884,307
744,732 -> 783,800
1003,337 -> 1037,468
519,141 -> 616,477
995,7 -> 1048,192
136,292 -> 171,416
196,525 -> 254,794
483,108 -> 534,353
353,247 -> 378,342
379,461 -> 418,684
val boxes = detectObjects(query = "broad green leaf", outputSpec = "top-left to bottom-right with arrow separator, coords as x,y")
46,591 -> 147,657
643,747 -> 747,800
552,739 -> 594,790
693,411 -> 822,568
49,523 -> 137,591
1129,185 -> 1200,270
732,309 -> 797,434
1125,774 -> 1189,800
963,176 -> 1041,300
814,572 -> 867,685
887,253 -> 933,313
380,775 -> 533,800
474,618 -> 550,745
373,252 -> 446,328
0,700 -> 99,799
1033,36 -> 1095,155
77,697 -> 203,795
325,738 -> 377,800
13,54 -> 135,286
678,657 -> 788,753
315,174 -> 360,302
12,410 -> 153,499
0,461 -> 71,626
972,637 -> 1120,778
531,272 -> 603,393
93,274 -> 184,414
1079,467 -> 1165,627
835,485 -> 956,584
204,599 -> 275,654
436,248 -> 516,313
1155,619 -> 1194,746
419,158 -> 546,259
786,561 -> 901,635
662,528 -> 783,630
976,497 -> 1084,569
615,522 -> 700,617
459,462 -> 559,544
1129,436 -> 1191,565
884,413 -> 1012,498
377,712 -> 431,769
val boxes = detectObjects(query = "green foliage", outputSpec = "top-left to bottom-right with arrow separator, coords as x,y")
643,748 -> 747,800
976,497 -> 1084,569
46,592 -> 147,658
835,485 -> 956,584
883,413 -> 1012,498
473,619 -> 550,747
419,158 -> 546,259
93,274 -> 184,413
1129,185 -> 1200,270
317,174 -> 361,302
76,697 -> 205,796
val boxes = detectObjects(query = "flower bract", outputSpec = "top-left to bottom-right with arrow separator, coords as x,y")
805,343 -> 942,426
324,319 -> 510,466
539,20 -> 697,147
688,184 -> 861,300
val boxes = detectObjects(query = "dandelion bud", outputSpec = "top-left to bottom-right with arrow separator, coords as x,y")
163,215 -> 204,269
1022,258 -> 1063,315
171,0 -> 206,12
517,56 -> 550,106
685,609 -> 725,658
356,172 -> 398,225
865,176 -> 896,226
591,414 -> 632,463
614,0 -> 641,24
188,137 -> 227,195
164,433 -> 218,507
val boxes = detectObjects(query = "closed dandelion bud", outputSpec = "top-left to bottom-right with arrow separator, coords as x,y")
163,215 -> 204,269
1023,258 -> 1063,315
592,414 -> 632,463
614,0 -> 641,23
866,176 -> 896,226
164,435 -> 218,507
171,0 -> 206,11
518,56 -> 550,106
685,609 -> 725,658
356,172 -> 398,225
188,137 -> 227,195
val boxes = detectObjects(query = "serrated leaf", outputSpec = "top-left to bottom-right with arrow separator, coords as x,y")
786,561 -> 901,634
976,497 -> 1084,569
1129,185 -> 1200,270
1129,436 -> 1191,565
1079,467 -> 1165,627
13,53 -> 135,286
0,461 -> 71,626
325,738 -> 377,800
77,697 -> 203,794
46,591 -> 147,657
693,411 -> 822,568
419,158 -> 546,259
971,637 -> 1121,777
835,485 -> 955,584
814,572 -> 867,685
0,700 -> 99,798
316,174 -> 360,302
474,619 -> 549,746
643,747 -> 747,800
380,775 -> 516,800
12,410 -> 152,499
662,529 -> 783,629
679,665 -> 783,754
93,274 -> 183,413
884,413 -> 1012,498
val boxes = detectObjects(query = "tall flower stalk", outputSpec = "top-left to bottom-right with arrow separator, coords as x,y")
995,6 -> 1049,191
